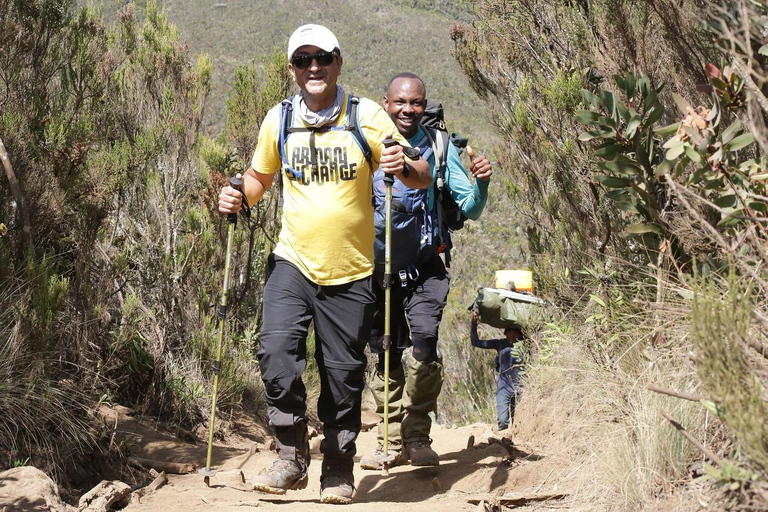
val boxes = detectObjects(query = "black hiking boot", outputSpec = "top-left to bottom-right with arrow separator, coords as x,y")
404,438 -> 439,466
320,455 -> 355,504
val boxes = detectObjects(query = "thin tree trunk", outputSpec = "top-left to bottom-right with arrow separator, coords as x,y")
0,136 -> 31,249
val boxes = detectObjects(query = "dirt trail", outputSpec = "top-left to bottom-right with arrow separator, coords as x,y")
106,407 -> 568,512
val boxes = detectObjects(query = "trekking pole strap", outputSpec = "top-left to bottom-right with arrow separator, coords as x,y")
381,137 -> 420,184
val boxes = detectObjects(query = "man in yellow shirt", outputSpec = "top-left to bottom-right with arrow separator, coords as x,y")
218,24 -> 430,504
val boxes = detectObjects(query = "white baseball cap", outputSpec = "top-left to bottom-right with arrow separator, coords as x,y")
287,24 -> 340,61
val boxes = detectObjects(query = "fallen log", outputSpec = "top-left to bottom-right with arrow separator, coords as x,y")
78,480 -> 131,511
468,493 -> 568,508
130,472 -> 168,504
127,456 -> 196,474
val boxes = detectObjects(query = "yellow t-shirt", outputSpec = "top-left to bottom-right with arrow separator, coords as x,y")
252,93 -> 410,286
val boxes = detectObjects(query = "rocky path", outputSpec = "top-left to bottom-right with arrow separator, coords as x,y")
115,407 -> 568,512
0,406 -> 571,511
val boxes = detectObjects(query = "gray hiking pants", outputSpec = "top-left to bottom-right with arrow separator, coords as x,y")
369,253 -> 450,365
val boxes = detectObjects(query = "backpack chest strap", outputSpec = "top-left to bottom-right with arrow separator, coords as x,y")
287,125 -> 332,173
279,95 -> 372,177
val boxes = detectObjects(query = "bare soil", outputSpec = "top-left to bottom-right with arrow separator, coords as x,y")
102,406 -> 572,512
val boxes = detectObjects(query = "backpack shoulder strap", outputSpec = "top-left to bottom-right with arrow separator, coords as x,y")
424,126 -> 455,265
278,97 -> 303,179
424,128 -> 445,232
424,127 -> 449,181
346,95 -> 373,170
433,128 -> 450,178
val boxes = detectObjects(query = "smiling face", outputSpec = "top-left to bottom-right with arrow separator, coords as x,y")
288,44 -> 343,111
383,77 -> 426,139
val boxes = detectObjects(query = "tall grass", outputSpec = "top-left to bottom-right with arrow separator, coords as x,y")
0,269 -> 96,480
438,254 -> 728,510
0,353 -> 96,479
512,288 -> 711,510
692,271 -> 768,474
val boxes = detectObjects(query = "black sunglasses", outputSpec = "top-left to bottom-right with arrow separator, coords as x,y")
291,51 -> 337,70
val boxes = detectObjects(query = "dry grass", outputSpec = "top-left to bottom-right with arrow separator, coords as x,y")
692,272 -> 768,473
0,341 -> 96,480
0,261 -> 98,479
502,273 -> 723,511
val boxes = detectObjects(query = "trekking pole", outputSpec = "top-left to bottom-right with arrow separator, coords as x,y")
381,138 -> 397,458
199,177 -> 248,486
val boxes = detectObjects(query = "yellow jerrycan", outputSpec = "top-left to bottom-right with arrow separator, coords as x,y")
494,269 -> 533,293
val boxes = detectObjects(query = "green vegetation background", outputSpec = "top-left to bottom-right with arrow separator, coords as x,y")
3,0 -> 767,510
154,0 -> 495,145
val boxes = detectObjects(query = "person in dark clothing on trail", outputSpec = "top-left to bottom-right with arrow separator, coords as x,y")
470,311 -> 525,430
359,73 -> 493,470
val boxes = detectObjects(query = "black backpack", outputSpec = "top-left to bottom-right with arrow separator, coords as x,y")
421,100 -> 469,232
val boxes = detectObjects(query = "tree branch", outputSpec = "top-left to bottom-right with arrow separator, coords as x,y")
0,136 -> 31,249
661,409 -> 723,465
648,383 -> 720,402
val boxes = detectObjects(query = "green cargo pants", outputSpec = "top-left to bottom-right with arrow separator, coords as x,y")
372,356 -> 444,447
371,364 -> 405,448
401,357 -> 443,443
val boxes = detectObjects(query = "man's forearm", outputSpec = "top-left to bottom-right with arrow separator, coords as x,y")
470,322 -> 487,348
243,167 -> 274,205
397,158 -> 432,189
461,179 -> 489,220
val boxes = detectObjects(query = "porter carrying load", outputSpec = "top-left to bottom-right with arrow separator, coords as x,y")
470,270 -> 543,330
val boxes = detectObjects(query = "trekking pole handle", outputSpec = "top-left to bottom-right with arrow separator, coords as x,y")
382,138 -> 398,186
228,177 -> 243,225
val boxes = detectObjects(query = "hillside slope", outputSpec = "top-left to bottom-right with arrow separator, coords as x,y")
156,0 -> 495,146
